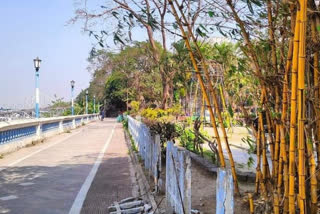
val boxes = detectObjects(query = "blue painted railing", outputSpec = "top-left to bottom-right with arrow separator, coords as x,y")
63,120 -> 73,128
42,122 -> 59,133
0,126 -> 37,145
0,114 -> 98,147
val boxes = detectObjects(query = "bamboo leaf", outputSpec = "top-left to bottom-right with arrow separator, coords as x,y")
112,11 -> 119,18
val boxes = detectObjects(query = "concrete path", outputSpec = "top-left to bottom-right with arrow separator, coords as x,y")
0,119 -> 133,214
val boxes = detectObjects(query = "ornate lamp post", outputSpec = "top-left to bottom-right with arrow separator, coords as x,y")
71,80 -> 75,115
85,90 -> 88,114
33,57 -> 41,118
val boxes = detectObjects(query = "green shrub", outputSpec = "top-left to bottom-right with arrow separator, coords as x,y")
141,108 -> 158,120
130,101 -> 140,114
122,117 -> 128,130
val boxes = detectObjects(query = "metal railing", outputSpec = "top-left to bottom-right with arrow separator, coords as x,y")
0,114 -> 99,154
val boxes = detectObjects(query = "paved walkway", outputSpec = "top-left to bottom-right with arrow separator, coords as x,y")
0,119 -> 133,214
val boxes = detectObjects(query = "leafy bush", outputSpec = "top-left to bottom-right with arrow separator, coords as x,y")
122,117 -> 128,130
130,101 -> 140,114
140,104 -> 182,122
141,108 -> 159,120
176,124 -> 195,150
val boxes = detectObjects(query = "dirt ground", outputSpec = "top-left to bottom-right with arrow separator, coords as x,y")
150,160 -> 255,213
191,161 -> 254,214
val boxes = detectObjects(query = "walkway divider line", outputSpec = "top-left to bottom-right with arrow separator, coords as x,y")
0,130 -> 82,172
68,125 -> 116,214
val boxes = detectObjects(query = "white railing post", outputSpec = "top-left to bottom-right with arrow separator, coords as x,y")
59,119 -> 64,133
72,118 -> 76,129
36,122 -> 42,140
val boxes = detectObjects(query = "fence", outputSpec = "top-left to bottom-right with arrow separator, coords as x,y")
127,116 -> 162,191
0,114 -> 98,155
166,141 -> 191,214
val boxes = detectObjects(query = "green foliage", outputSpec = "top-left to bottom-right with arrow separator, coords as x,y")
140,104 -> 182,122
141,108 -> 159,120
146,121 -> 179,153
241,136 -> 256,169
104,70 -> 127,110
176,124 -> 195,149
130,101 -> 140,114
122,117 -> 128,130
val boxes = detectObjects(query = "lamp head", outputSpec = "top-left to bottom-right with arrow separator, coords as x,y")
71,80 -> 75,88
33,57 -> 41,71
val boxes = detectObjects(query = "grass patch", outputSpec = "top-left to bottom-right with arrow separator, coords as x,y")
203,148 -> 218,165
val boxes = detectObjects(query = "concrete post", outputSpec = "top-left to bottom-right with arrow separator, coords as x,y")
72,118 -> 76,129
59,120 -> 64,133
166,142 -> 191,214
36,122 -> 42,139
216,168 -> 234,214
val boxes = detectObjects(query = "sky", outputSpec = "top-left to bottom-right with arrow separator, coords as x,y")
0,1 -> 97,109
0,0 -> 221,109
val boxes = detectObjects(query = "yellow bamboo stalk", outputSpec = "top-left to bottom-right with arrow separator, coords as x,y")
274,192 -> 280,214
278,16 -> 294,212
310,18 -> 319,214
311,18 -> 320,167
277,142 -> 284,194
171,0 -> 240,194
297,0 -> 307,211
167,0 -> 227,170
274,124 -> 280,182
280,127 -> 289,212
306,135 -> 317,213
248,193 -> 254,214
265,110 -> 275,177
255,125 -> 262,194
288,9 -> 301,214
259,111 -> 268,193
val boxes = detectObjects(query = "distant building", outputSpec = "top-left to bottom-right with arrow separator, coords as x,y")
204,37 -> 232,45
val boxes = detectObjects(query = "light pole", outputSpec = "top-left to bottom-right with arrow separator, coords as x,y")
85,90 -> 88,114
93,95 -> 96,114
71,80 -> 75,115
33,57 -> 41,118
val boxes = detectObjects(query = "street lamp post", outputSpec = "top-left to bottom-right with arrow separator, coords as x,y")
93,95 -> 96,114
33,57 -> 41,118
85,90 -> 88,114
71,80 -> 75,115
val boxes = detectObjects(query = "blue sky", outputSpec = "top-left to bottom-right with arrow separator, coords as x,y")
0,1 -> 96,108
0,0 -> 215,109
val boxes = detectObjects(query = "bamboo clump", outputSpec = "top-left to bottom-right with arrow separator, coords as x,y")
168,0 -> 320,212
168,0 -> 240,194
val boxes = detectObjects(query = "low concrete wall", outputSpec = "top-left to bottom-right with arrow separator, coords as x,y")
0,114 -> 98,155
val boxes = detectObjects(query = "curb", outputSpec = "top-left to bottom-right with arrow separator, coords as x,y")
182,147 -> 256,183
123,129 -> 159,214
